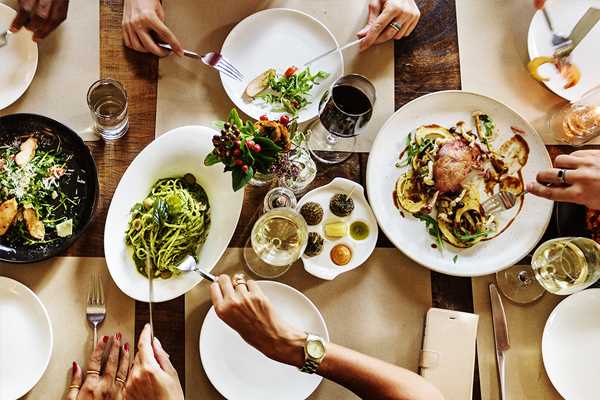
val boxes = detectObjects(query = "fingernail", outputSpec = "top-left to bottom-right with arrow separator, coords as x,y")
72,361 -> 77,376
102,335 -> 109,343
154,337 -> 161,347
124,342 -> 129,352
116,332 -> 122,341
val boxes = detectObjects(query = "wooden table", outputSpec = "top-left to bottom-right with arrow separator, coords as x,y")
69,1 -> 579,398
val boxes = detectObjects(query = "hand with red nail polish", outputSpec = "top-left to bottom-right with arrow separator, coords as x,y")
65,332 -> 130,400
10,0 -> 69,41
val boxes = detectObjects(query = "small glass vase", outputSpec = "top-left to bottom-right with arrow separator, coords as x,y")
249,171 -> 275,187
279,147 -> 317,195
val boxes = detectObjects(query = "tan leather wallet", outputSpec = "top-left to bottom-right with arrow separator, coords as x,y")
419,308 -> 479,400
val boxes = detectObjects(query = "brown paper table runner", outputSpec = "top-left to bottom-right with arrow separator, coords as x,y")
472,275 -> 562,400
455,0 -> 580,145
0,257 -> 134,399
156,0 -> 394,151
184,248 -> 432,399
0,0 -> 100,141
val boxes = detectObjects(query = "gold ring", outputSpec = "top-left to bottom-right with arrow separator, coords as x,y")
68,384 -> 80,390
115,377 -> 126,385
390,22 -> 403,32
233,279 -> 247,288
86,370 -> 100,376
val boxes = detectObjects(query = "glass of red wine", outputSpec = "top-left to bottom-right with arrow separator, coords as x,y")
307,74 -> 376,164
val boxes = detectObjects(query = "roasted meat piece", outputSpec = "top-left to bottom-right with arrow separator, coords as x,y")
0,198 -> 18,235
15,137 -> 38,166
23,208 -> 45,240
433,140 -> 474,193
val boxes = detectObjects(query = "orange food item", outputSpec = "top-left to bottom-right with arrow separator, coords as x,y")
330,244 -> 352,266
528,56 -> 581,89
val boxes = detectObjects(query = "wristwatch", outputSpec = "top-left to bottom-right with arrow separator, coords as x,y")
299,333 -> 327,374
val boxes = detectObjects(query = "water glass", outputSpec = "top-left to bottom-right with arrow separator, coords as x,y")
550,86 -> 600,146
87,79 -> 129,140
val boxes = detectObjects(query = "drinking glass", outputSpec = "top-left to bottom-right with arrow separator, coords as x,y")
87,79 -> 129,140
243,207 -> 308,278
550,86 -> 600,146
307,74 -> 376,164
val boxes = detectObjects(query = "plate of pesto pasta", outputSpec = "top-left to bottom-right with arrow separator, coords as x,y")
104,126 -> 244,302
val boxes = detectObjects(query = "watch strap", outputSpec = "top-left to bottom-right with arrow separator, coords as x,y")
300,358 -> 320,374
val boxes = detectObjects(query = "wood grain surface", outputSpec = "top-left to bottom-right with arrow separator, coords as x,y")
80,0 -> 587,398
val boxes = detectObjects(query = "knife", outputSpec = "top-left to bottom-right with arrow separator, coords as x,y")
145,254 -> 155,342
555,8 -> 600,58
489,283 -> 510,400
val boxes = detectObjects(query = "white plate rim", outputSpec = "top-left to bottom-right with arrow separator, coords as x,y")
366,90 -> 553,277
0,2 -> 38,111
199,280 -> 329,400
542,288 -> 600,399
219,7 -> 344,124
0,276 -> 53,399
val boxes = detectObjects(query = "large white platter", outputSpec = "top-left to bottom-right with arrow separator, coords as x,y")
104,126 -> 244,302
200,281 -> 329,400
0,277 -> 52,399
528,0 -> 600,102
0,3 -> 38,111
366,91 -> 553,277
543,289 -> 600,400
220,8 -> 343,124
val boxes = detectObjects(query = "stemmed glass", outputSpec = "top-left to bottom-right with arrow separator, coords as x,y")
550,85 -> 600,146
307,74 -> 376,164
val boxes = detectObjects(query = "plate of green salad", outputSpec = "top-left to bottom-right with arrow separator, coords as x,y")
220,8 -> 343,124
0,114 -> 98,263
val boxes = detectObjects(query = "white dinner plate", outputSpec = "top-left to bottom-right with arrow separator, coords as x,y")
0,277 -> 52,399
298,177 -> 378,280
200,281 -> 329,400
0,3 -> 38,110
220,8 -> 343,124
366,91 -> 553,277
104,126 -> 244,302
542,289 -> 600,400
528,0 -> 600,102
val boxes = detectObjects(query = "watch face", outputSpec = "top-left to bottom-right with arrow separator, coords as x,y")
307,339 -> 325,359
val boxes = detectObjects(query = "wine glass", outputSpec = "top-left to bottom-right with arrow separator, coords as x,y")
243,207 -> 308,278
550,85 -> 600,146
307,74 -> 376,164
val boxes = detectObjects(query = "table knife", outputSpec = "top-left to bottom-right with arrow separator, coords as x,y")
304,38 -> 362,67
489,283 -> 510,400
145,255 -> 155,342
555,7 -> 600,58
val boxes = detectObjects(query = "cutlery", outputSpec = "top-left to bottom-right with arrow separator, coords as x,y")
540,5 -> 571,47
158,43 -> 244,82
86,272 -> 106,347
490,283 -> 510,400
176,255 -> 216,282
0,30 -> 11,49
145,255 -> 155,341
304,38 -> 362,67
482,191 -> 522,215
554,7 -> 600,58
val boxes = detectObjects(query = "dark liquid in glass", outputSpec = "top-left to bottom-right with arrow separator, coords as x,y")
320,85 -> 373,138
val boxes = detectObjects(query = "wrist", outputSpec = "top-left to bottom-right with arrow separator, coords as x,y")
272,330 -> 306,368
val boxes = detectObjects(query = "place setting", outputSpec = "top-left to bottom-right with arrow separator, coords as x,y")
2,0 -> 600,399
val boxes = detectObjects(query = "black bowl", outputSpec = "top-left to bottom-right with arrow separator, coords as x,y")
0,114 -> 99,263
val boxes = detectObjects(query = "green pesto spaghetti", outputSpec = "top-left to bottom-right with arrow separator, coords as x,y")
125,174 -> 210,279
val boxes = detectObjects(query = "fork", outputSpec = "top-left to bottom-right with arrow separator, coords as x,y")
482,191 -> 523,216
540,6 -> 571,47
0,30 -> 11,49
158,43 -> 244,82
86,272 -> 106,347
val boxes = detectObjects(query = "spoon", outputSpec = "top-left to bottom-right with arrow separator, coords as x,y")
176,255 -> 217,282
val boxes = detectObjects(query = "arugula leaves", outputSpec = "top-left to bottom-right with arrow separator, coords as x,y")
415,213 -> 444,250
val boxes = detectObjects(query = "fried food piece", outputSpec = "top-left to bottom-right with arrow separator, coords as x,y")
23,208 -> 45,240
15,137 -> 38,166
433,140 -> 474,193
0,198 -> 18,235
245,69 -> 275,98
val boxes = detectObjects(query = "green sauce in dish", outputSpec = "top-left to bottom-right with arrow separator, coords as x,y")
349,221 -> 369,241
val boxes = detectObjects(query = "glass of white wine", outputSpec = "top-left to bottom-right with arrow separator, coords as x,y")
243,207 -> 308,278
550,86 -> 600,146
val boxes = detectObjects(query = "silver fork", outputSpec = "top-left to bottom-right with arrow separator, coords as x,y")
86,272 -> 106,347
0,30 -> 11,49
158,43 -> 244,82
540,6 -> 571,47
482,191 -> 522,216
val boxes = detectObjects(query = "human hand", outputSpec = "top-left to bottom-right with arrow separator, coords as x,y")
356,0 -> 420,51
209,274 -> 306,367
124,323 -> 184,400
10,0 -> 69,41
65,333 -> 129,400
122,0 -> 183,57
527,150 -> 600,209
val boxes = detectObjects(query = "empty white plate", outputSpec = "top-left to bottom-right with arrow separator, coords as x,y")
542,288 -> 600,400
528,0 -> 600,101
0,3 -> 38,111
0,277 -> 52,399
200,281 -> 329,400
220,8 -> 343,123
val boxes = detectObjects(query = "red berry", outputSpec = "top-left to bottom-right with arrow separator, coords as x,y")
253,144 -> 261,153
246,140 -> 255,147
234,140 -> 241,148
284,66 -> 298,78
279,115 -> 290,126
241,165 -> 249,173
234,159 -> 243,166
259,114 -> 269,121
233,149 -> 241,157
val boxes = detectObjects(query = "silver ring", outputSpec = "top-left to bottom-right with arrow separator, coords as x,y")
389,22 -> 403,32
115,377 -> 126,385
557,169 -> 567,184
